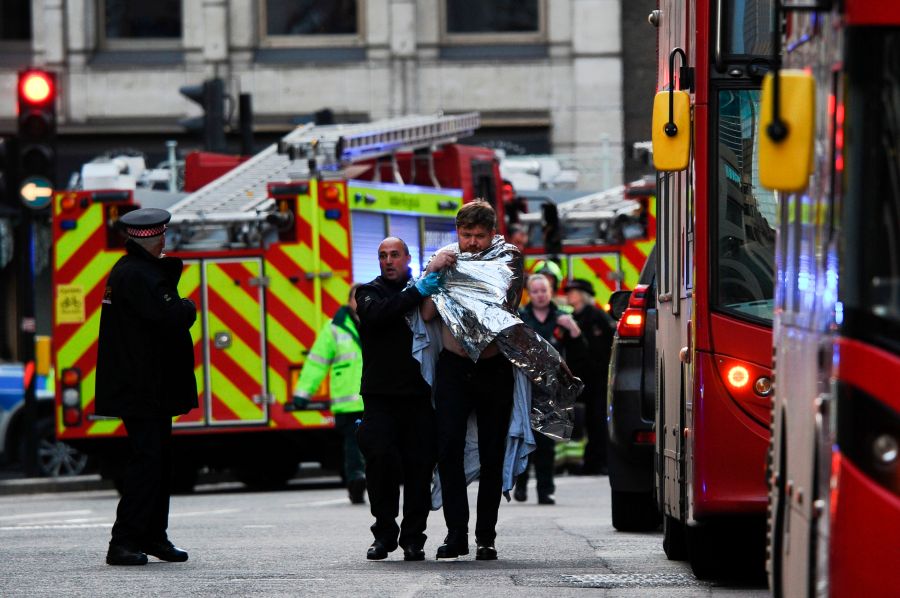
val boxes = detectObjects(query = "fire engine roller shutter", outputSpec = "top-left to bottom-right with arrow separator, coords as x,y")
351,211 -> 386,284
389,215 -> 422,276
202,258 -> 268,425
174,260 -> 206,426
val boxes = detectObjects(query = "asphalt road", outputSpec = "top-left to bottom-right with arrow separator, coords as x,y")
0,475 -> 768,597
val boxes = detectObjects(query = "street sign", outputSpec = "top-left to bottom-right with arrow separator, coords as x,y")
19,175 -> 53,209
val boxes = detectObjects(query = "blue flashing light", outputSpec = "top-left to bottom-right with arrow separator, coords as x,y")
324,209 -> 342,220
60,220 -> 77,231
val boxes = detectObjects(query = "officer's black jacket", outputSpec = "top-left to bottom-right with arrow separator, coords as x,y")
519,301 -> 589,374
95,239 -> 198,417
355,274 -> 430,398
571,303 -> 615,390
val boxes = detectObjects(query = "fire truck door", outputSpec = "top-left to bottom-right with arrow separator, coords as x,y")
202,257 -> 269,425
175,260 -> 206,427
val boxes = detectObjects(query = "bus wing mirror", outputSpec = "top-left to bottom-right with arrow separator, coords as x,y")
760,70 -> 815,191
651,90 -> 691,172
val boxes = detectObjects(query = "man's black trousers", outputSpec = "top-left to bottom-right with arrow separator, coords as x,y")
110,416 -> 173,549
357,393 -> 436,550
435,350 -> 513,545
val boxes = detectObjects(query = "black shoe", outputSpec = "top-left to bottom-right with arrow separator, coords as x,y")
143,540 -> 189,562
538,494 -> 556,505
402,545 -> 425,561
106,544 -> 148,566
436,533 -> 469,559
513,486 -> 527,502
367,540 -> 395,560
348,479 -> 366,504
475,543 -> 497,561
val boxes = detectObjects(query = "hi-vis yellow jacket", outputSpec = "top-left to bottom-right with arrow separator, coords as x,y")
293,306 -> 363,414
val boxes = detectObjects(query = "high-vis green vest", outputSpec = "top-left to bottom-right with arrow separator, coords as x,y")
293,306 -> 363,414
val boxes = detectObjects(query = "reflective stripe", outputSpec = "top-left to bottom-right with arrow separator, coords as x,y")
294,390 -> 312,400
331,394 -> 360,405
307,354 -> 331,365
333,331 -> 353,343
334,352 -> 358,363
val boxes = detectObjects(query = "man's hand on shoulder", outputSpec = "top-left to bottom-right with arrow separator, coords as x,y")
415,272 -> 442,296
426,248 -> 457,273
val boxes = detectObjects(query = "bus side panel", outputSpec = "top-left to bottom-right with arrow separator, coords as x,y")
692,351 -> 769,517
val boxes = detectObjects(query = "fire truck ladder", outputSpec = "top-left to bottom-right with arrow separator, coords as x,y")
166,113 -> 479,249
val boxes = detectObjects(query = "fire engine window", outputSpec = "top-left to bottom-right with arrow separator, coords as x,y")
388,215 -> 422,277
0,0 -> 30,40
351,211 -> 387,284
445,0 -> 539,34
263,0 -> 358,37
102,0 -> 182,39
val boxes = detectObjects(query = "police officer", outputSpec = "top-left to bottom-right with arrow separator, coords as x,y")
293,283 -> 366,504
563,278 -> 616,474
354,237 -> 441,561
95,208 -> 198,566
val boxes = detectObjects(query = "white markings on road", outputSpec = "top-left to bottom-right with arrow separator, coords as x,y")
169,508 -> 241,518
0,523 -> 112,531
242,525 -> 275,529
0,509 -> 92,521
283,498 -> 349,507
0,507 -> 241,532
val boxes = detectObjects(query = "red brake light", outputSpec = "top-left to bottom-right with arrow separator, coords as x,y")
617,307 -> 645,338
61,368 -> 80,387
20,71 -> 54,105
628,284 -> 650,309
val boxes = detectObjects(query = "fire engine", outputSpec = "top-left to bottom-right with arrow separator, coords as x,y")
51,113 -> 504,491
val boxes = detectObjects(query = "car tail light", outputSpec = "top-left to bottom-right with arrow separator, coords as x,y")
616,284 -> 651,339
60,367 -> 82,427
714,355 -> 772,426
633,430 -> 656,444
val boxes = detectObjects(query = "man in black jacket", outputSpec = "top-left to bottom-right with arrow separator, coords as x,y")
354,236 -> 444,561
95,208 -> 198,566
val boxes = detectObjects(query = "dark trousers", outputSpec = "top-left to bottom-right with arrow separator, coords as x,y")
514,431 -> 556,497
435,351 -> 513,544
110,416 -> 173,548
334,412 -> 365,484
582,383 -> 609,474
357,393 -> 436,550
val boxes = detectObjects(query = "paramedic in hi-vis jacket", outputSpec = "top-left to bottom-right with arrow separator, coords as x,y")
293,284 -> 366,504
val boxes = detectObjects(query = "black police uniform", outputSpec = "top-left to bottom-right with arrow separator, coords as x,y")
354,272 -> 435,559
95,208 -> 198,566
516,302 -> 588,501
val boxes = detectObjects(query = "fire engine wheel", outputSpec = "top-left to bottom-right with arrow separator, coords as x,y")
611,490 -> 662,532
662,514 -> 688,561
29,417 -> 90,478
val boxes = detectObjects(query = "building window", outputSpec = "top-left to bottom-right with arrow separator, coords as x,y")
0,0 -> 31,41
443,0 -> 544,43
261,0 -> 362,47
101,0 -> 182,47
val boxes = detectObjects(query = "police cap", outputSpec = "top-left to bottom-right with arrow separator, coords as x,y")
120,208 -> 171,238
564,278 -> 595,296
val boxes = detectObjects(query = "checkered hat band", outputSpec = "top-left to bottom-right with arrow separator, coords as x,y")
127,224 -> 167,238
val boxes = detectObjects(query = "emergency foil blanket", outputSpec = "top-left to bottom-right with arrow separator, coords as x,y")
424,234 -> 583,440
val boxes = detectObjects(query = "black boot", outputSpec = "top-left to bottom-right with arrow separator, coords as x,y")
475,542 -> 497,561
367,540 -> 396,560
435,531 -> 469,559
142,540 -> 188,562
106,543 -> 148,566
348,478 -> 366,504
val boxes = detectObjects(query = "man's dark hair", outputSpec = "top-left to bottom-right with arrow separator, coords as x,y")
456,200 -> 496,231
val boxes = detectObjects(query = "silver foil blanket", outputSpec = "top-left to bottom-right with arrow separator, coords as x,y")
422,235 -> 582,440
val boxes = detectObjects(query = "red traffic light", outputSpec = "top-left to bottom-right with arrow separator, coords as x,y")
19,70 -> 54,105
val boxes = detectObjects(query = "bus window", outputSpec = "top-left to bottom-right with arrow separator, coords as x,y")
714,89 -> 777,323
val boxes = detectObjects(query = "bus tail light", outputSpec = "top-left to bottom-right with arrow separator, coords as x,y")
59,367 -> 82,427
715,356 -> 772,426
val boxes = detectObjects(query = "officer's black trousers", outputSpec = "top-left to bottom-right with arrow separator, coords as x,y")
334,411 -> 366,484
514,431 -> 556,497
582,382 -> 609,474
110,416 -> 172,549
435,350 -> 513,544
358,393 -> 436,550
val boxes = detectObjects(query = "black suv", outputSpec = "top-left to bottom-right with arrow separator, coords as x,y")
606,245 -> 660,531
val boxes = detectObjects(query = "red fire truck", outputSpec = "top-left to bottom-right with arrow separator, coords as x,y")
759,2 -> 900,596
51,113 -> 504,491
650,0 -> 778,579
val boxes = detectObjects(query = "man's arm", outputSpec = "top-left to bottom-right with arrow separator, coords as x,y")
122,269 -> 196,329
355,284 -> 424,325
294,323 -> 336,400
420,297 -> 438,321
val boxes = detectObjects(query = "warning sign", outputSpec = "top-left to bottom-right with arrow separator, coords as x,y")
56,285 -> 85,324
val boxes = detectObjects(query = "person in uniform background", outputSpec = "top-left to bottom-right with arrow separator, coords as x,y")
95,208 -> 198,566
515,273 -> 587,504
564,278 -> 616,475
354,237 -> 442,561
506,223 -> 529,253
293,283 -> 366,504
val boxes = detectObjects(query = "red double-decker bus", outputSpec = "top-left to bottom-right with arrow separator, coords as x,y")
760,1 -> 900,596
650,0 -> 778,578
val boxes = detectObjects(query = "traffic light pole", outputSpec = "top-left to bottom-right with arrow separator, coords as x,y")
15,211 -> 38,477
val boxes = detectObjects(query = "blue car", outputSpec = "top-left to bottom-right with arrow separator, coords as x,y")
0,363 -> 89,477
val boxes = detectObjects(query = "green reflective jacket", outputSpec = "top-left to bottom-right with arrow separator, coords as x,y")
293,306 -> 363,414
